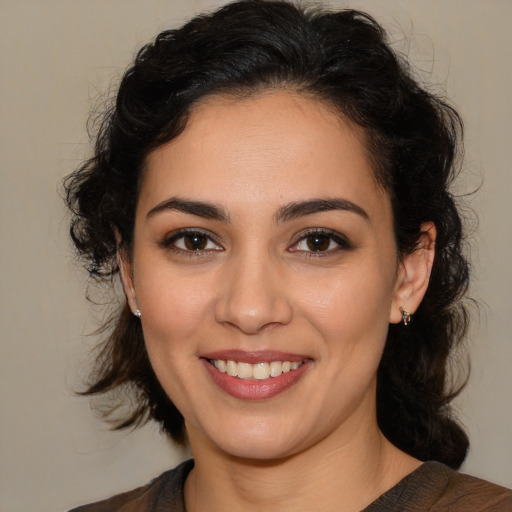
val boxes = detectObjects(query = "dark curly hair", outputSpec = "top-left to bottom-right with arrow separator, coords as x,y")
65,0 -> 470,467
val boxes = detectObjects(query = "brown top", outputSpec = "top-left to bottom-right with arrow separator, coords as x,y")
69,459 -> 512,512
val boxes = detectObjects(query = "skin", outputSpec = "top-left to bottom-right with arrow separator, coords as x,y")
120,90 -> 436,511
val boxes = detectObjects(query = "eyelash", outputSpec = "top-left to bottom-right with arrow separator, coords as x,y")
160,229 -> 223,257
159,228 -> 353,258
289,228 -> 353,257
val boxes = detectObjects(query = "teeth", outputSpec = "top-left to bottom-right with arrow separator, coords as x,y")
210,359 -> 304,380
253,362 -> 270,380
269,361 -> 282,378
214,359 -> 227,372
237,362 -> 253,379
226,360 -> 237,377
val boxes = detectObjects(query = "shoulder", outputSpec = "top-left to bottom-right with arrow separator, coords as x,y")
427,463 -> 512,511
68,459 -> 194,512
365,461 -> 512,512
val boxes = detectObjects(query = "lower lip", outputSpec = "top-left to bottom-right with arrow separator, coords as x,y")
201,359 -> 312,400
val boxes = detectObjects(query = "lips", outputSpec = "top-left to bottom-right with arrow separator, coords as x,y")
201,350 -> 312,400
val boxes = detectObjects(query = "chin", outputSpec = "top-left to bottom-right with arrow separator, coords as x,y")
219,437 -> 298,462
200,417 -> 312,462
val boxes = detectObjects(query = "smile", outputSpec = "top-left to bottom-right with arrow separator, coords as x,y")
209,359 -> 304,380
201,352 -> 312,400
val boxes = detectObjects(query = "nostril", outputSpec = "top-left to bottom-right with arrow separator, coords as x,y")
214,297 -> 293,334
213,262 -> 293,333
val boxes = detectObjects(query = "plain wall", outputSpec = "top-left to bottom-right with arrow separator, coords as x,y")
1,1 -> 510,511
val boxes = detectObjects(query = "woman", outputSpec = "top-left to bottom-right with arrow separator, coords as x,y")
65,1 -> 512,510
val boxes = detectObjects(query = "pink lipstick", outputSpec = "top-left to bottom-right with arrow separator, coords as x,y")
200,350 -> 312,400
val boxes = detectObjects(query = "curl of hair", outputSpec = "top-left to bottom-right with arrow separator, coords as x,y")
65,0 -> 470,467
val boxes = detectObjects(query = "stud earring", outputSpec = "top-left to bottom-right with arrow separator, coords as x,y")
399,307 -> 411,326
135,309 -> 142,318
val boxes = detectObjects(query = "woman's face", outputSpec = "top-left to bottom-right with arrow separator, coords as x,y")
125,91 -> 406,460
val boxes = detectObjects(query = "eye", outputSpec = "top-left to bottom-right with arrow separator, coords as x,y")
297,233 -> 334,252
163,229 -> 223,253
290,229 -> 351,254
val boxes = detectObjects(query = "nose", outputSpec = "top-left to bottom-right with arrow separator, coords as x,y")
214,252 -> 293,334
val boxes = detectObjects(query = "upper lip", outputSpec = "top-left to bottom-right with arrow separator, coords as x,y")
200,350 -> 311,364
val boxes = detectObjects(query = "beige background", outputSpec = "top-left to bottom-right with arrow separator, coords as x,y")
1,1 -> 510,511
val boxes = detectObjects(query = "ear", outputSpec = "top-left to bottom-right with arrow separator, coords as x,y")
116,236 -> 138,315
390,222 -> 436,324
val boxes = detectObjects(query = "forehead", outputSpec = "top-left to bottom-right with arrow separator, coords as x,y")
141,90 -> 390,220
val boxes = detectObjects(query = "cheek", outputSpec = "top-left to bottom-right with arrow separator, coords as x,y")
295,268 -> 394,320
135,268 -> 215,347
134,271 -> 216,412
293,265 -> 395,350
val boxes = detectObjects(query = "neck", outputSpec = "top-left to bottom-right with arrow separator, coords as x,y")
184,418 -> 420,512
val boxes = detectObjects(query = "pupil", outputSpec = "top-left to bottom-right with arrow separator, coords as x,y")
307,234 -> 330,251
184,233 -> 207,250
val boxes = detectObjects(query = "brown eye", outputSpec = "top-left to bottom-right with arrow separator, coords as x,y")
290,229 -> 352,255
166,230 -> 223,253
306,233 -> 331,251
183,232 -> 208,250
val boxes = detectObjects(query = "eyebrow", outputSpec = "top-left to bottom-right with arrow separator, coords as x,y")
146,197 -> 230,222
275,198 -> 369,223
146,196 -> 369,224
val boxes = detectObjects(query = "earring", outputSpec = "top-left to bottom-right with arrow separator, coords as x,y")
135,309 -> 142,318
400,307 -> 411,326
